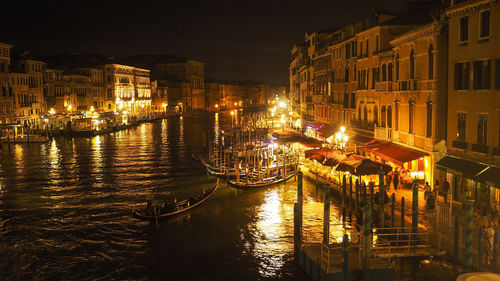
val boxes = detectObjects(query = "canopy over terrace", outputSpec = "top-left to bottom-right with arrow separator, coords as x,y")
272,130 -> 323,148
305,122 -> 337,140
305,147 -> 391,176
370,142 -> 428,166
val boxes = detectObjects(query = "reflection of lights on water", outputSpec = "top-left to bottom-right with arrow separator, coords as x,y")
253,189 -> 288,277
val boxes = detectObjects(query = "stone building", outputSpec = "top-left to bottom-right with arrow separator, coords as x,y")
437,0 -> 500,204
77,68 -> 105,111
11,56 -> 46,126
43,69 -> 66,113
103,64 -> 151,117
0,42 -> 13,124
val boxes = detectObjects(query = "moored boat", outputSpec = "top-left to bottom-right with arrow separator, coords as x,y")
228,171 -> 295,189
1,134 -> 50,143
132,179 -> 220,221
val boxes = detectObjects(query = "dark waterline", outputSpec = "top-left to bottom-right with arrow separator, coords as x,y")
0,114 -> 351,280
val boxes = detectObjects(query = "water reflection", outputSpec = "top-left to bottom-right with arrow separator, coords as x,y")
0,116 -> 350,280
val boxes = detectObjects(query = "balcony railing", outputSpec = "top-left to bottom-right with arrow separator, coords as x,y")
452,140 -> 467,150
471,143 -> 489,154
351,119 -> 375,131
399,79 -> 418,91
375,126 -> 392,140
375,81 -> 393,92
419,79 -> 438,91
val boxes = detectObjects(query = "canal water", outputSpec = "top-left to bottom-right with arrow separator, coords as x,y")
0,114 -> 336,280
0,113 -> 428,280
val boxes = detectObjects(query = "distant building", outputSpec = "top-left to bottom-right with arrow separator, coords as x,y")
103,64 -> 151,117
11,56 -> 46,126
43,68 -> 66,113
76,68 -> 105,111
0,42 -> 13,124
123,55 -> 206,111
155,59 -> 205,110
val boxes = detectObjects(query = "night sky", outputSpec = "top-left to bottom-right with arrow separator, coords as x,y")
2,0 -> 402,85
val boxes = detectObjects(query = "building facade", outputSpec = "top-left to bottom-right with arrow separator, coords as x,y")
438,0 -> 500,204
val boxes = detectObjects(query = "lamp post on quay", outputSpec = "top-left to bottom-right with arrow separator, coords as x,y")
335,126 -> 349,153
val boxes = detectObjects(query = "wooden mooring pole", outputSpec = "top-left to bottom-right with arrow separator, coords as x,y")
465,200 -> 474,269
323,184 -> 331,245
362,205 -> 371,281
391,193 -> 395,227
342,233 -> 349,281
401,197 -> 405,228
493,226 -> 499,273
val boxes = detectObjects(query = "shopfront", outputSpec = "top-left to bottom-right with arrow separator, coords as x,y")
369,142 -> 429,186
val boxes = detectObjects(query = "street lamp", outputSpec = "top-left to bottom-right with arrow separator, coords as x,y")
49,108 -> 55,115
334,126 -> 349,152
230,110 -> 235,128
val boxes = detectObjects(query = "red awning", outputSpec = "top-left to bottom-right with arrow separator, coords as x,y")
317,124 -> 337,139
349,134 -> 376,145
372,143 -> 428,166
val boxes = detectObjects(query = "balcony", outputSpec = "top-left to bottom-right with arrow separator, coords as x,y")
399,79 -> 419,91
312,94 -> 323,103
452,140 -> 467,150
419,79 -> 438,91
425,137 -> 434,151
375,81 -> 392,92
375,126 -> 392,140
351,119 -> 375,131
407,133 -> 415,146
471,143 -> 489,154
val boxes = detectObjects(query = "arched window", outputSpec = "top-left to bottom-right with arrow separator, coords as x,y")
381,105 -> 387,127
387,105 -> 392,128
410,49 -> 415,79
373,106 -> 378,125
358,105 -> 362,120
382,64 -> 387,81
363,105 -> 368,123
395,55 -> 400,81
426,102 -> 432,138
345,66 -> 349,82
388,63 -> 393,81
428,44 -> 434,79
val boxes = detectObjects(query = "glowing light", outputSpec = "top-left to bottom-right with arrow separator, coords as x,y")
340,126 -> 346,133
67,104 -> 72,111
90,106 -> 95,112
279,101 -> 286,108
294,119 -> 301,128
49,108 -> 56,115
215,104 -> 218,108
231,111 -> 234,116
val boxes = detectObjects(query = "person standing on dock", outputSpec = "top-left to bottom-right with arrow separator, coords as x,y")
386,172 -> 392,191
442,179 -> 450,204
393,171 -> 399,191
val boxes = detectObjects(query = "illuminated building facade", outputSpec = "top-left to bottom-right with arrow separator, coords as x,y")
103,64 -> 151,117
0,42 -> 13,124
438,0 -> 500,202
11,57 -> 46,126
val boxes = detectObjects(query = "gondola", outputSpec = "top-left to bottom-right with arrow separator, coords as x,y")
132,179 -> 220,221
228,171 -> 295,189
